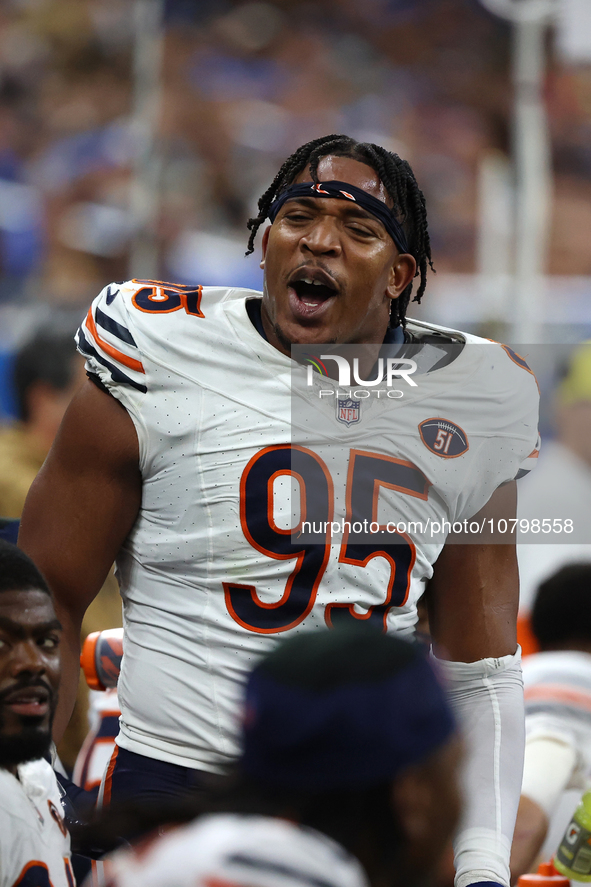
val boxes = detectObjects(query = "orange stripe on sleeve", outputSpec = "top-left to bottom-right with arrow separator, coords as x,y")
85,309 -> 145,374
524,683 -> 591,713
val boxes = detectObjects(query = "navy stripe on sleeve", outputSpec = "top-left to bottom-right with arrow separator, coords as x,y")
76,330 -> 147,393
95,305 -> 137,347
106,283 -> 120,305
227,854 -> 338,887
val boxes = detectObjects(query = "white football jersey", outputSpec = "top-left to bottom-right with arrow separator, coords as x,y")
0,759 -> 72,887
91,813 -> 369,887
523,650 -> 591,779
77,280 -> 539,771
522,651 -> 591,858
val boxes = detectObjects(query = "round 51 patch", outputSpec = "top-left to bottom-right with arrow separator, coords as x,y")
419,418 -> 469,458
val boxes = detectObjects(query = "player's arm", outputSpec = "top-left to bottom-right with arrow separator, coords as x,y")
510,795 -> 548,882
511,724 -> 580,882
18,380 -> 141,742
427,481 -> 523,887
428,480 -> 518,661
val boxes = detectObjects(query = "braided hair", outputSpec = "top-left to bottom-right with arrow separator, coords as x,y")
246,134 -> 434,328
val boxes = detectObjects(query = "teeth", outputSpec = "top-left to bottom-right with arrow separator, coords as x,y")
301,278 -> 322,286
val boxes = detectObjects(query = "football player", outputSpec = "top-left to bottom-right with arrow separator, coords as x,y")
87,628 -> 462,887
19,134 -> 540,887
0,541 -> 72,887
511,563 -> 591,881
89,813 -> 370,887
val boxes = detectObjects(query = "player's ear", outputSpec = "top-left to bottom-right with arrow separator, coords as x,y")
260,226 -> 272,269
386,253 -> 416,301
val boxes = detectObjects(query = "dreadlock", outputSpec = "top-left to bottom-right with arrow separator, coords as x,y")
246,134 -> 434,328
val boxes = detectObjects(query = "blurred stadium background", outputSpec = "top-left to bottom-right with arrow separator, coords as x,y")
0,0 -> 590,419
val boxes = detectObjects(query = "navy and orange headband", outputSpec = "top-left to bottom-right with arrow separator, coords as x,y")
268,180 -> 410,254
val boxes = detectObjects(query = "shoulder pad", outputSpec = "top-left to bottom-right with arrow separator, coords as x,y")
404,318 -> 467,346
402,318 -> 466,373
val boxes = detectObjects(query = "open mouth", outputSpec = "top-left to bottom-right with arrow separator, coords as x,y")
288,270 -> 338,318
292,278 -> 336,305
2,686 -> 50,718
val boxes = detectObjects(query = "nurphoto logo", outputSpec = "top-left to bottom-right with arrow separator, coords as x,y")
305,354 -> 418,389
292,345 -> 421,427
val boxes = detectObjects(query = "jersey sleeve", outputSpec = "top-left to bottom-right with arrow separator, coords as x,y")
502,345 -> 541,480
523,658 -> 591,794
76,281 -> 152,469
516,432 -> 541,480
76,282 -> 147,397
454,343 -> 540,523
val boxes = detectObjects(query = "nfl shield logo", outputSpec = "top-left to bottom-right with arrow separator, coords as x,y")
337,398 -> 361,426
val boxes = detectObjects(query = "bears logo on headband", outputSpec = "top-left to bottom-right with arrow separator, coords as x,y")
268,180 -> 410,255
311,183 -> 354,200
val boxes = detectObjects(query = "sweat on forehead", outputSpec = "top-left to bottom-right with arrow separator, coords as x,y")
246,134 -> 435,326
268,180 -> 409,254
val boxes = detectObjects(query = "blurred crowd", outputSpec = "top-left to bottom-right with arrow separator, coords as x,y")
0,0 -> 588,328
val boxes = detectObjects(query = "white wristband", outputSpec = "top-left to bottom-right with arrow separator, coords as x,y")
521,735 -> 578,817
432,647 -> 524,887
